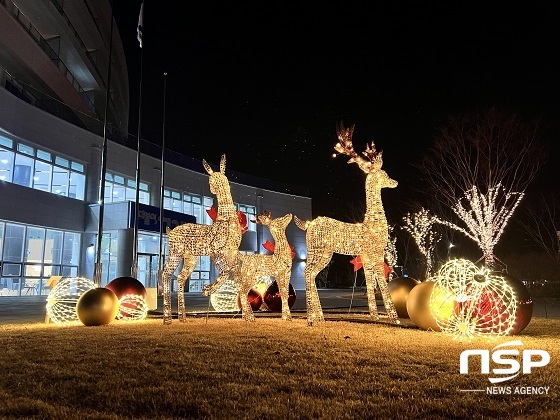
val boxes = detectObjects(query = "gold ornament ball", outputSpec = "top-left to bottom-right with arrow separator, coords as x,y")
407,281 -> 442,331
388,277 -> 420,318
76,288 -> 120,326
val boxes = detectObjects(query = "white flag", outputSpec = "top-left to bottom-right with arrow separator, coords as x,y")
137,2 -> 143,48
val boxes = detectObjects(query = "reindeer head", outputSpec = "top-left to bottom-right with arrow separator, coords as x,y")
256,211 -> 292,231
203,154 -> 228,194
334,121 -> 397,189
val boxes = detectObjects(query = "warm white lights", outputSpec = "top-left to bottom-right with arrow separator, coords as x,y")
430,259 -> 516,340
46,277 -> 96,325
295,122 -> 400,325
235,212 -> 294,321
116,294 -> 148,321
161,155 -> 242,324
402,208 -> 440,279
210,277 -> 239,313
434,184 -> 524,269
384,226 -> 398,278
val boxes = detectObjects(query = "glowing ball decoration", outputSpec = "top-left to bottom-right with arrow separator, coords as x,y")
430,259 -> 517,339
263,281 -> 296,312
76,287 -> 120,326
46,277 -> 96,325
498,273 -> 533,335
254,276 -> 275,311
116,294 -> 148,321
237,288 -> 263,312
105,276 -> 147,300
387,277 -> 420,318
406,281 -> 454,331
210,277 -> 239,313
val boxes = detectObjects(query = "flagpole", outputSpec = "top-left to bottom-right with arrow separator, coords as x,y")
157,71 -> 168,294
131,1 -> 144,279
94,0 -> 115,287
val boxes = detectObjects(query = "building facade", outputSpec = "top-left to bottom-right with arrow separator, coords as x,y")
0,0 -> 312,297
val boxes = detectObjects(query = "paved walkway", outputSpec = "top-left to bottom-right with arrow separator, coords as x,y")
1,289 -> 558,325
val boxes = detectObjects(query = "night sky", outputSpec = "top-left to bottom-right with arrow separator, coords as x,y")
113,2 -> 559,226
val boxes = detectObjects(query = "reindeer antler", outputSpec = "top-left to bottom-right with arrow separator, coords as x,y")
334,121 -> 383,173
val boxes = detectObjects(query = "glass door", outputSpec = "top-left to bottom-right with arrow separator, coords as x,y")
137,253 -> 158,288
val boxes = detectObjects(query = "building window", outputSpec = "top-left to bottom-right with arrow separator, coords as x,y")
0,135 -> 86,201
187,256 -> 211,292
104,172 -> 149,204
0,221 -> 80,296
162,190 -> 211,226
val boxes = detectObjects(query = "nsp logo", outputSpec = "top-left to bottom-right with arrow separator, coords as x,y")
460,340 -> 550,383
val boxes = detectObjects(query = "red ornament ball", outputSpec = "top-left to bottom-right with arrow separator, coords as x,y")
263,281 -> 296,312
105,276 -> 147,300
237,288 -> 263,311
388,277 -> 420,318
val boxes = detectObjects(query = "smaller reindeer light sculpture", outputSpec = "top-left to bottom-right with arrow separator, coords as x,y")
295,122 -> 400,326
235,211 -> 294,321
161,154 -> 242,324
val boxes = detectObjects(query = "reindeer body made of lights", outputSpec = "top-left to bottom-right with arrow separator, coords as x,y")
161,154 -> 242,324
235,212 -> 294,322
294,122 -> 400,326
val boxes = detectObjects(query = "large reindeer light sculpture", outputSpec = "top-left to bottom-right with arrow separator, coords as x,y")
235,211 -> 294,322
161,154 -> 242,324
294,122 -> 400,326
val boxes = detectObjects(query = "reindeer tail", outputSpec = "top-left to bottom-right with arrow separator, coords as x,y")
294,215 -> 310,231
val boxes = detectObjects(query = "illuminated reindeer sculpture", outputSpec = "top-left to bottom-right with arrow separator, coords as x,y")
161,154 -> 242,324
235,211 -> 294,322
294,122 -> 400,326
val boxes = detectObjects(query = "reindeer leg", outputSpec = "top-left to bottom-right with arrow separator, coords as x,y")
162,254 -> 182,325
304,252 -> 330,326
202,252 -> 240,296
238,275 -> 255,322
362,261 -> 380,321
177,256 -> 197,323
278,274 -> 292,321
375,262 -> 400,324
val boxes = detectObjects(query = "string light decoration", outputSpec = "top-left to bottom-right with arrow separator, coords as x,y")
254,276 -> 275,298
161,154 -> 242,324
430,259 -> 517,340
434,184 -> 524,269
402,208 -> 441,279
116,294 -> 148,321
234,212 -> 294,321
210,276 -> 239,312
46,277 -> 96,325
294,121 -> 400,326
384,225 -> 398,280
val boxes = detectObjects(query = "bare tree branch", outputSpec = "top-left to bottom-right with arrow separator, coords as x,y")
416,107 -> 548,209
518,193 -> 560,260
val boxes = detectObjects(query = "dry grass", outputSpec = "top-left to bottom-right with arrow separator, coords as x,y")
0,314 -> 559,420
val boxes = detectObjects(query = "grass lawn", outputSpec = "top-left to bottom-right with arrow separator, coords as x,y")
0,314 -> 558,419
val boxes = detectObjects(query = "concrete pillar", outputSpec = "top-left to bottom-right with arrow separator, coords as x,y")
116,228 -> 134,278
80,233 -> 96,281
151,167 -> 162,207
87,145 -> 102,204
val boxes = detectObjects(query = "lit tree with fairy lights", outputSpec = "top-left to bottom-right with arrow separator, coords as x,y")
416,107 -> 547,270
402,208 -> 441,279
434,184 -> 524,270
